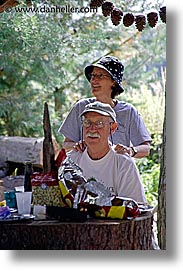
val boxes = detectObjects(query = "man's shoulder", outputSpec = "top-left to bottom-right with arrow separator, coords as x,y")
111,147 -> 133,163
67,150 -> 82,162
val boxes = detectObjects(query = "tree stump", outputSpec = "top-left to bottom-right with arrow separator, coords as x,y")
0,216 -> 154,250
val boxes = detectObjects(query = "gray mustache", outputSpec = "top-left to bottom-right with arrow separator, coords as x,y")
86,132 -> 100,138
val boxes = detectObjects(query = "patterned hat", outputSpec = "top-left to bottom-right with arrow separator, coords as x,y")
84,56 -> 124,93
80,101 -> 117,122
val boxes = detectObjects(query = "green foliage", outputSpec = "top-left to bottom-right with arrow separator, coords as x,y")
136,158 -> 160,207
123,85 -> 165,207
119,85 -> 165,136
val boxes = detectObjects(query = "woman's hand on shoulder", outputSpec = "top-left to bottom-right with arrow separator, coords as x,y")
63,138 -> 86,153
114,144 -> 131,156
73,140 -> 86,153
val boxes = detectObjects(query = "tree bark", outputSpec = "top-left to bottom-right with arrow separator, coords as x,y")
157,105 -> 166,249
0,216 -> 154,250
43,102 -> 56,172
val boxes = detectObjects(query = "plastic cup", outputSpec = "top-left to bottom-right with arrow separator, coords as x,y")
14,186 -> 24,192
15,192 -> 32,215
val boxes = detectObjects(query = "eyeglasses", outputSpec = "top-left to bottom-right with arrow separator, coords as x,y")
82,119 -> 112,129
88,73 -> 111,80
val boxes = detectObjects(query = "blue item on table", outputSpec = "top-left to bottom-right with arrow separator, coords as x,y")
0,206 -> 11,220
4,191 -> 17,208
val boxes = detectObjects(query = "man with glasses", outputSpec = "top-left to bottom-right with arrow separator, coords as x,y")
67,101 -> 147,203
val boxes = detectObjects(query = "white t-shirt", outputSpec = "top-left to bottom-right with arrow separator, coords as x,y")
67,147 -> 147,203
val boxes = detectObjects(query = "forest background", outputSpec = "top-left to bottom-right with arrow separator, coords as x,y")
0,0 -> 166,207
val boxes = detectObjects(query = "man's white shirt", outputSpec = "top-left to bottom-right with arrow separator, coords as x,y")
67,146 -> 147,203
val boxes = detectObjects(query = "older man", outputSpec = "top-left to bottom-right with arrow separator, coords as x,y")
67,101 -> 147,203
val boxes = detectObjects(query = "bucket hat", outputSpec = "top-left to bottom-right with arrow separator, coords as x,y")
80,101 -> 117,122
84,56 -> 124,93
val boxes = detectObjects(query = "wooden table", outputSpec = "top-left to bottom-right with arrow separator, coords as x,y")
0,215 -> 154,250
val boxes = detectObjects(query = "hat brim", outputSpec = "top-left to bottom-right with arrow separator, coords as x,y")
84,64 -> 124,93
80,109 -> 116,122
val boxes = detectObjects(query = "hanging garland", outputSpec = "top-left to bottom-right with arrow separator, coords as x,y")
0,0 -> 166,30
89,0 -> 166,31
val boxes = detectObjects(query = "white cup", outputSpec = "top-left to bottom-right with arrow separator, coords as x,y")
14,186 -> 24,192
15,192 -> 32,215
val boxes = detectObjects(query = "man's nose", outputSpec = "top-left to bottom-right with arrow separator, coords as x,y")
87,122 -> 98,130
89,123 -> 97,130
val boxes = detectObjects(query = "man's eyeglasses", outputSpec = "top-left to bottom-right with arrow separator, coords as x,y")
82,119 -> 112,129
88,73 -> 111,80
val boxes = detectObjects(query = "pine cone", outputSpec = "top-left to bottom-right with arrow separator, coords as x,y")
111,7 -> 123,26
147,12 -> 158,28
159,6 -> 166,23
90,0 -> 104,8
135,15 -> 146,31
123,13 -> 135,27
102,1 -> 114,17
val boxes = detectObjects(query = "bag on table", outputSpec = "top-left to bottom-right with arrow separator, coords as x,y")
31,171 -> 65,207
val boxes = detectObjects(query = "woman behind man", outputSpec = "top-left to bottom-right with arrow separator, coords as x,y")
59,56 -> 151,158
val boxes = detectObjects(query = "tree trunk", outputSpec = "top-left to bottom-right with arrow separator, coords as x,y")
157,105 -> 166,249
43,102 -> 56,172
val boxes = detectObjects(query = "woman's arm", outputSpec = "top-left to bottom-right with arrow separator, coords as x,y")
114,141 -> 151,158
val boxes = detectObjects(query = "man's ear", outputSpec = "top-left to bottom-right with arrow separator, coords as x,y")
110,122 -> 118,133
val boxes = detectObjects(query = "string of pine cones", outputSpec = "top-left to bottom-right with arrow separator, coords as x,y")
89,0 -> 166,31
